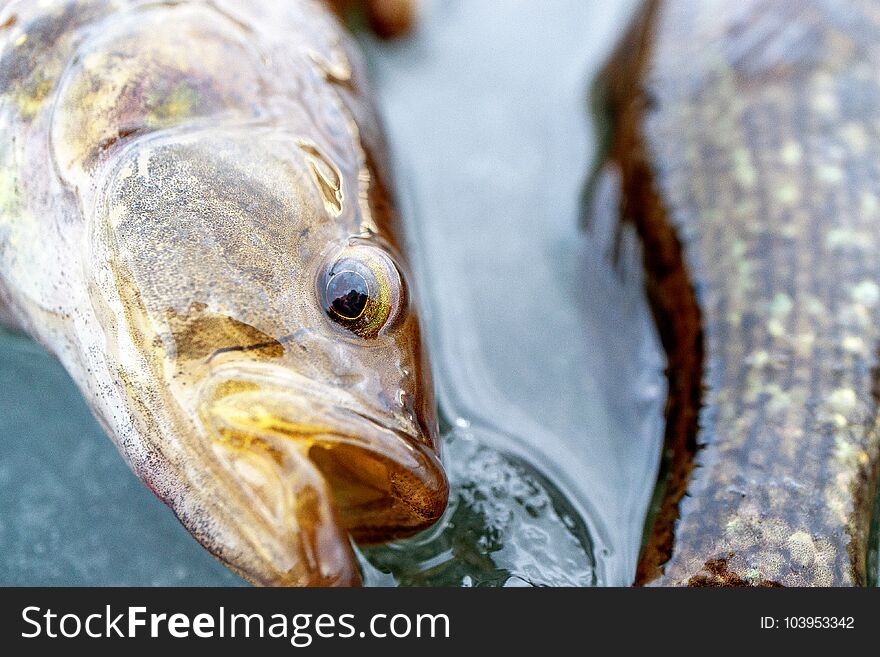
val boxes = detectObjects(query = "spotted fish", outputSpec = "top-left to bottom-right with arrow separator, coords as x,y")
596,0 -> 880,585
0,0 -> 447,586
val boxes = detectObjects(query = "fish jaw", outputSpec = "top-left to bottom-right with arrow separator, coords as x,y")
209,442 -> 363,587
194,360 -> 448,583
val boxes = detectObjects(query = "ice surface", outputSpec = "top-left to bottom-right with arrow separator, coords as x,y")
0,328 -> 243,585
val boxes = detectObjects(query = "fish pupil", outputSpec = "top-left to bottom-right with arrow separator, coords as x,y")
327,270 -> 369,320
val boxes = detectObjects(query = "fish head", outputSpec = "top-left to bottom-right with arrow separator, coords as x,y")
86,129 -> 447,586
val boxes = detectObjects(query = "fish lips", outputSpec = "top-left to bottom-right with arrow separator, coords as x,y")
198,361 -> 449,546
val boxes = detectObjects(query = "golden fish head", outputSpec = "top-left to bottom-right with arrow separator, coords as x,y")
86,129 -> 447,586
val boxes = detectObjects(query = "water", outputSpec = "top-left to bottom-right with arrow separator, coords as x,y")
0,327 -> 243,585
362,428 -> 597,587
360,0 -> 663,586
0,0 -> 666,586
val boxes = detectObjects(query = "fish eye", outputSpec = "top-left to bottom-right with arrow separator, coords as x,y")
320,244 -> 404,338
326,270 -> 369,320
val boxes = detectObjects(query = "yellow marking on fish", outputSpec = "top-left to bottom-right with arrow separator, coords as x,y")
810,91 -> 839,117
827,388 -> 857,416
825,228 -> 868,250
851,280 -> 880,307
775,183 -> 800,206
786,531 -> 817,568
816,164 -> 844,185
841,335 -> 868,356
780,140 -> 802,166
211,403 -> 333,440
14,76 -> 53,117
767,292 -> 793,317
764,384 -> 791,417
147,83 -> 201,126
860,191 -> 879,216
839,123 -> 868,154
733,147 -> 757,188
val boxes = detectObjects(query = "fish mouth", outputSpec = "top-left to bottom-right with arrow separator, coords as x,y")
196,361 -> 448,584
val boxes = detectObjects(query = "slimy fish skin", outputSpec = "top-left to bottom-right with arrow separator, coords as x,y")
0,0 -> 447,586
598,0 -> 880,586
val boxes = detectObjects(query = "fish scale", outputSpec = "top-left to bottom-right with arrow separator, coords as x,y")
599,0 -> 880,585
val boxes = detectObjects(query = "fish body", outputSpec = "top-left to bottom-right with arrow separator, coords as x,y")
0,0 -> 447,586
600,0 -> 880,585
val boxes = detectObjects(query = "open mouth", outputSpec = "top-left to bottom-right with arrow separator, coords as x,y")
197,361 -> 449,544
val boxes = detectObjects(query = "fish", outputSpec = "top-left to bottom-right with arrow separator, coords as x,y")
0,0 -> 447,586
595,0 -> 880,586
326,0 -> 415,40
